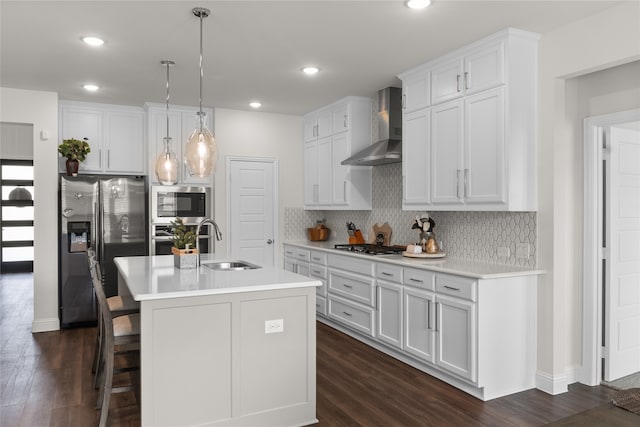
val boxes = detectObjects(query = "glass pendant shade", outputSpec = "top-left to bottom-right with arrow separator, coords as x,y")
185,113 -> 217,178
155,137 -> 179,185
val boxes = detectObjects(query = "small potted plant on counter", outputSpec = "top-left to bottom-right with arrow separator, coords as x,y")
171,217 -> 199,269
58,138 -> 91,176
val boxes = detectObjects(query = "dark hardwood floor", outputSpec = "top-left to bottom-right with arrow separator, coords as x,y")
1,272 -> 620,426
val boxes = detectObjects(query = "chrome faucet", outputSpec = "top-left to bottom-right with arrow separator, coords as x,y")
196,218 -> 223,253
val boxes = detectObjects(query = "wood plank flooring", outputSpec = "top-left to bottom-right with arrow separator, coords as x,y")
1,272 -> 622,426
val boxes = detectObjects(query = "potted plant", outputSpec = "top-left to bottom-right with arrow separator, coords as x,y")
58,138 -> 91,176
170,217 -> 199,268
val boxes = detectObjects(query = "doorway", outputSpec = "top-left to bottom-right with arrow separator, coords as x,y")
226,157 -> 278,267
583,109 -> 640,385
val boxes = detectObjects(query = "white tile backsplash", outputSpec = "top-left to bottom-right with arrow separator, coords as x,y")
286,162 -> 537,267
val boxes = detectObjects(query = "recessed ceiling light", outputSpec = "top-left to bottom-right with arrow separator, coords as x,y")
82,36 -> 104,47
406,0 -> 431,9
249,102 -> 262,108
301,66 -> 320,75
83,84 -> 99,92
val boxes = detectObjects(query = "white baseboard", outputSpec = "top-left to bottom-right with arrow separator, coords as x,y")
32,317 -> 60,333
536,370 -> 569,395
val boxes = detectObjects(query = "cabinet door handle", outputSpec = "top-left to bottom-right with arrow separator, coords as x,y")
427,300 -> 431,330
99,149 -> 103,167
342,283 -> 353,289
402,94 -> 406,109
107,149 -> 110,169
342,311 -> 353,317
456,169 -> 462,199
312,257 -> 321,262
444,285 -> 461,291
298,253 -> 306,259
464,71 -> 469,90
312,269 -> 322,275
409,278 -> 424,283
464,169 -> 469,198
456,74 -> 461,92
435,302 -> 439,332
381,272 -> 393,277
343,181 -> 347,203
343,114 -> 347,129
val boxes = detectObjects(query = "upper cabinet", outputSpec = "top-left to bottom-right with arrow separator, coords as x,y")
59,101 -> 145,175
145,103 -> 214,186
304,97 -> 373,210
398,28 -> 539,211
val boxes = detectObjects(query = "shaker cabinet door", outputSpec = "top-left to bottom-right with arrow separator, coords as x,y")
104,110 -> 145,174
60,107 -> 103,172
430,100 -> 464,205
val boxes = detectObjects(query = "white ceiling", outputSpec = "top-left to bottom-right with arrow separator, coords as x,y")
0,1 -> 623,115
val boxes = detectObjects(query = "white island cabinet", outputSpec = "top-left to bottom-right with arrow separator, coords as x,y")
115,255 -> 320,427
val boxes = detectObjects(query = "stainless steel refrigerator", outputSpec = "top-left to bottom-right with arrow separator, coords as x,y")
58,175 -> 147,327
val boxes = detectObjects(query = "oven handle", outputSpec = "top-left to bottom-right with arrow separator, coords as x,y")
151,235 -> 211,241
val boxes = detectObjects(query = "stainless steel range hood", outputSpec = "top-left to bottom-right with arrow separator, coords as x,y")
342,87 -> 402,166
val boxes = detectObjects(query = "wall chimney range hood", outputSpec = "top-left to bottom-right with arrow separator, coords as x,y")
342,87 -> 402,166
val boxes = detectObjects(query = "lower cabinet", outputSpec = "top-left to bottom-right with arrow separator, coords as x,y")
284,244 -> 537,400
403,286 -> 435,363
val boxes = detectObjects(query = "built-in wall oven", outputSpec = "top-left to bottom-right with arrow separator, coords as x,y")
149,185 -> 212,255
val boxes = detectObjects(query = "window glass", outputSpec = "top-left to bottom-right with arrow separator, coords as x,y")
1,206 -> 34,221
2,186 -> 34,200
1,165 -> 33,180
2,246 -> 34,262
2,227 -> 34,241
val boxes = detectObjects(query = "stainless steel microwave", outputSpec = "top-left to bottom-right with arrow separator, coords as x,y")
150,185 -> 211,224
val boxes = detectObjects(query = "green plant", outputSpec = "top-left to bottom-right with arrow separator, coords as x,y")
170,217 -> 197,249
58,138 -> 91,161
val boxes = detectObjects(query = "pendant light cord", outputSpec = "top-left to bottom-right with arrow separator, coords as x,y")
198,11 -> 204,132
165,61 -> 170,139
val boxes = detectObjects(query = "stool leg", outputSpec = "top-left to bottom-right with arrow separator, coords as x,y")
98,330 -> 114,427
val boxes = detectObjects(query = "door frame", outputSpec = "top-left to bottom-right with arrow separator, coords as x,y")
225,156 -> 279,264
582,108 -> 640,386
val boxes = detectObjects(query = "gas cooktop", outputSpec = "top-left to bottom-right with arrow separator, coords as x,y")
333,243 -> 405,256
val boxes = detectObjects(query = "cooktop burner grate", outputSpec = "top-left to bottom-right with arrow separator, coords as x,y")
333,243 -> 404,255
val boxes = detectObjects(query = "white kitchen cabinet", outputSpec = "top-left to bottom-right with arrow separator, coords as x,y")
402,108 -> 430,208
431,40 -> 504,105
398,28 -> 538,211
401,70 -> 430,113
303,97 -> 373,210
283,244 -> 310,277
435,294 -> 476,382
403,286 -> 435,363
377,281 -> 403,349
146,103 -> 214,186
304,108 -> 331,143
59,101 -> 145,175
310,250 -> 328,316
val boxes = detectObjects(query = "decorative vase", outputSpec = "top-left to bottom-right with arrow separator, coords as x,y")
65,159 -> 79,176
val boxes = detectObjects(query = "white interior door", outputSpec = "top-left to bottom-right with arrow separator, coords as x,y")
228,158 -> 277,267
604,125 -> 640,381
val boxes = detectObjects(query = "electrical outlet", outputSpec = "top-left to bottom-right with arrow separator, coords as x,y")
497,246 -> 510,258
265,319 -> 284,334
516,243 -> 530,260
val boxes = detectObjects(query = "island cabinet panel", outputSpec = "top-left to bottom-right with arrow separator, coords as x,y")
138,288 -> 317,427
149,302 -> 233,426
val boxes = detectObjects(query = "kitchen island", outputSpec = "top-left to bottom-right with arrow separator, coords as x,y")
115,254 -> 321,427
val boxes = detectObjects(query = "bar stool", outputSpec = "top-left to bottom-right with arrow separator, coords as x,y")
86,249 -> 139,388
89,257 -> 140,427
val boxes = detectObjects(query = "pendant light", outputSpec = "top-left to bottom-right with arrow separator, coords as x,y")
184,7 -> 216,178
154,59 -> 179,185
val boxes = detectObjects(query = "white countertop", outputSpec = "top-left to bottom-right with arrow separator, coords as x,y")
285,241 -> 545,279
114,254 -> 321,301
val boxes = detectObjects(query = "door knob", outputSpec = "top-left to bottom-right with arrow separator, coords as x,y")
267,239 -> 273,244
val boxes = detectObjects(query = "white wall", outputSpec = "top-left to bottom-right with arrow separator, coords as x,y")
212,108 -> 303,267
536,1 -> 640,393
0,87 -> 60,332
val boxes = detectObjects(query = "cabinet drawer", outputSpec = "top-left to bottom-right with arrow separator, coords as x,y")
403,268 -> 435,291
316,295 -> 327,316
328,294 -> 375,337
436,274 -> 476,301
328,253 -> 375,276
294,248 -> 311,262
284,246 -> 296,258
310,265 -> 327,279
377,263 -> 403,283
329,270 -> 375,306
310,251 -> 327,265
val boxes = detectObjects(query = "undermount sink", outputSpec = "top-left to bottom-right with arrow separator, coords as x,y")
200,260 -> 261,271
